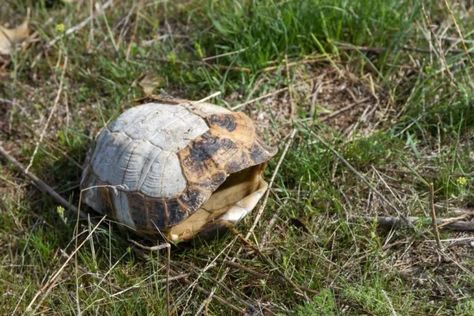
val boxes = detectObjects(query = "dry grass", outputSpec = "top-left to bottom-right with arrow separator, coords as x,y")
0,0 -> 473,315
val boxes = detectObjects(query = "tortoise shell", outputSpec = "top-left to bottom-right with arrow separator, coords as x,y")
80,101 -> 275,241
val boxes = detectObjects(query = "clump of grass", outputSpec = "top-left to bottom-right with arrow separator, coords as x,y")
199,0 -> 420,69
295,289 -> 337,315
343,132 -> 403,170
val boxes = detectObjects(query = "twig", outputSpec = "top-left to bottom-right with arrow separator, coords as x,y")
429,183 -> 442,250
259,204 -> 284,248
365,215 -> 474,232
202,47 -> 247,61
124,1 -> 143,60
166,244 -> 171,316
382,290 -> 398,316
443,0 -> 474,69
26,56 -> 68,173
186,240 -> 237,314
285,54 -> 296,119
0,143 -> 84,217
231,87 -> 289,110
59,248 -> 121,291
261,55 -> 327,72
194,91 -> 221,104
320,97 -> 371,122
0,97 -> 17,106
135,56 -> 251,73
245,129 -> 297,240
128,239 -> 170,251
335,41 -> 473,55
222,260 -> 268,279
130,239 -> 172,315
84,272 -> 188,309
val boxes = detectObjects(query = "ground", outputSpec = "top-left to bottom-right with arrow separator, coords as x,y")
0,0 -> 473,315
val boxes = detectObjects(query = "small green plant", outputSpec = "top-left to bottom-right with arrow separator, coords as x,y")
296,289 -> 337,315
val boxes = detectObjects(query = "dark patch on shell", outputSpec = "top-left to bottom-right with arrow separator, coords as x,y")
98,186 -> 115,216
207,114 -> 237,132
249,141 -> 275,165
188,133 -> 219,162
178,188 -> 205,212
145,197 -> 167,230
186,133 -> 237,169
127,193 -> 147,229
167,199 -> 187,225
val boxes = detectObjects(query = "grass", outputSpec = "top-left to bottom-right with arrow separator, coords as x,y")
1,0 -> 474,314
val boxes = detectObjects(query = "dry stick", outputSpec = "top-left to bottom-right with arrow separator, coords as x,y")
0,97 -> 17,106
246,129 -> 297,240
58,249 -> 121,291
232,75 -> 318,111
125,1 -> 143,60
443,0 -> 474,69
231,87 -> 289,110
382,290 -> 398,316
202,47 -> 248,61
194,91 -> 222,104
166,245 -> 171,316
0,143 -> 83,217
335,41 -> 473,55
438,214 -> 472,228
222,257 -> 320,306
88,0 -> 95,48
222,260 -> 268,280
26,56 -> 68,173
136,56 -> 251,73
429,183 -> 442,250
25,216 -> 107,314
261,55 -> 327,72
47,0 -> 114,47
320,97 -> 371,122
368,216 -> 474,232
189,238 -> 239,314
285,54 -> 296,119
259,204 -> 284,248
84,272 -> 189,309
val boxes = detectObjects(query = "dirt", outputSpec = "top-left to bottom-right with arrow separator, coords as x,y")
237,63 -> 392,145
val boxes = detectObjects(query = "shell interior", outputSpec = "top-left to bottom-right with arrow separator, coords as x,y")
167,164 -> 267,241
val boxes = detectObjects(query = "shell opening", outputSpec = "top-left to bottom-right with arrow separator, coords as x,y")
167,165 -> 268,242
